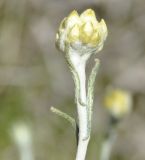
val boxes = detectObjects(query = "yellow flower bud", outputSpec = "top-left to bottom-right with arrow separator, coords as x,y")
104,88 -> 132,119
56,33 -> 59,41
99,19 -> 108,41
65,10 -> 81,28
68,24 -> 80,42
80,22 -> 93,43
56,8 -> 108,54
59,18 -> 67,32
80,9 -> 97,26
90,31 -> 100,45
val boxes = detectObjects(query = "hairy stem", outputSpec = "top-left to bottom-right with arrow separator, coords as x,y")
75,63 -> 90,160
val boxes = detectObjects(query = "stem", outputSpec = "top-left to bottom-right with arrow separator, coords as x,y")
66,51 -> 97,160
19,145 -> 34,160
100,128 -> 116,160
75,63 -> 90,160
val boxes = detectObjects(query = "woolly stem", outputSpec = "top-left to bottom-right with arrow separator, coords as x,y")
75,63 -> 90,160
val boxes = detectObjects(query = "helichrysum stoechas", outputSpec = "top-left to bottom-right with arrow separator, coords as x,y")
104,88 -> 132,119
56,9 -> 108,56
53,9 -> 108,160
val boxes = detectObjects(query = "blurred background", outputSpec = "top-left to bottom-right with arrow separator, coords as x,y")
0,0 -> 145,159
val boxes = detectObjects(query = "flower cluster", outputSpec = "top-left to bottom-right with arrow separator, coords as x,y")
104,88 -> 132,119
56,9 -> 108,54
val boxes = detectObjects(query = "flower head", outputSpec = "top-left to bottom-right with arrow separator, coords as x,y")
104,88 -> 132,119
56,9 -> 108,55
11,123 -> 32,147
